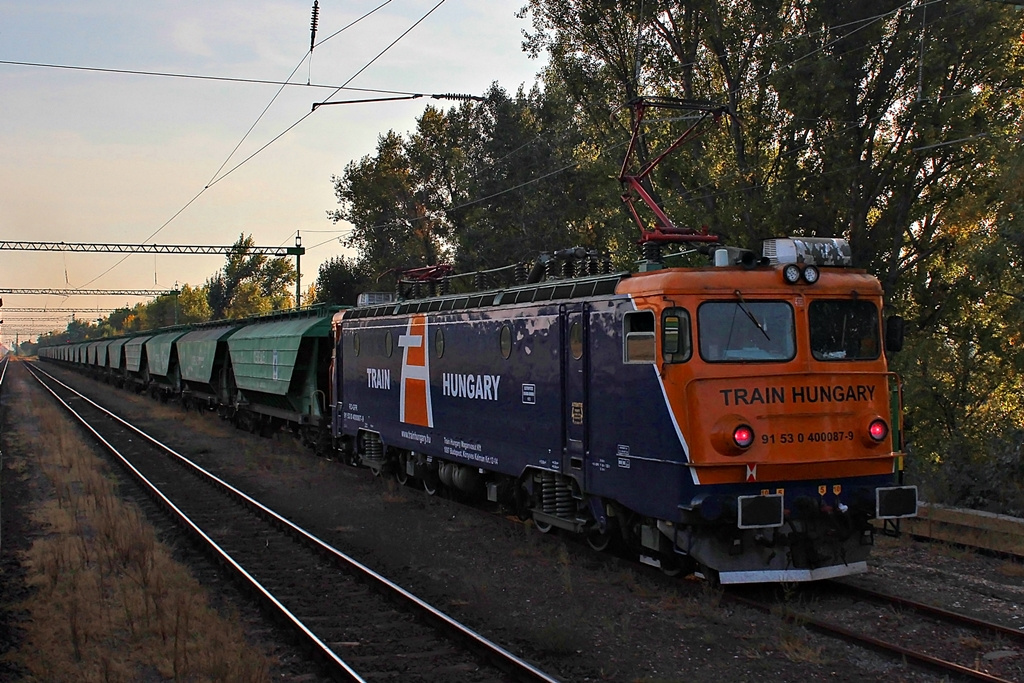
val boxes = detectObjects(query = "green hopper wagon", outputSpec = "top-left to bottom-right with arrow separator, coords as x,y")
177,324 -> 240,411
225,308 -> 337,440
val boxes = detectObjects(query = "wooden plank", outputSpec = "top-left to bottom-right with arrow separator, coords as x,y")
891,503 -> 1024,556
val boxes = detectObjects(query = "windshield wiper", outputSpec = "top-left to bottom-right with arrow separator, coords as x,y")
734,289 -> 771,340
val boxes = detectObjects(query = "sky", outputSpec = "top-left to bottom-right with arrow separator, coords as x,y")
0,0 -> 545,342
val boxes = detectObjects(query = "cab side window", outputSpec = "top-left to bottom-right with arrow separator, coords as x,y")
623,310 -> 656,363
662,308 -> 692,363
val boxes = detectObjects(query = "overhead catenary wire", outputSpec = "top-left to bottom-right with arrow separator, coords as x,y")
75,0 -> 435,291
19,0 -> 1004,297
312,92 -> 486,110
207,0 -> 400,188
203,0 -> 449,192
0,59 -> 422,95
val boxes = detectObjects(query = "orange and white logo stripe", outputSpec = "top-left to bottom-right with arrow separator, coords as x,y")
399,314 -> 433,427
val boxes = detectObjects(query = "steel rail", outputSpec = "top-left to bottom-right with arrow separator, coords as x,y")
26,362 -> 560,683
0,356 -> 7,554
830,580 -> 1024,643
25,362 -> 366,682
726,591 -> 1018,683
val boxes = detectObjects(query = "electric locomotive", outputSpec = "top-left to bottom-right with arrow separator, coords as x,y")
331,237 -> 918,584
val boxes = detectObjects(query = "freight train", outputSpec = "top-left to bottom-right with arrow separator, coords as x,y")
39,236 -> 918,584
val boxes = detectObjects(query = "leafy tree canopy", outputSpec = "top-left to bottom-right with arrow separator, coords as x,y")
205,234 -> 297,318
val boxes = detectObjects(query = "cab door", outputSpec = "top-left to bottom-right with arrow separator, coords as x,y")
562,303 -> 588,475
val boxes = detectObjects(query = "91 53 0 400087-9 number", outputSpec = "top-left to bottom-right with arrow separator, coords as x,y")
761,431 -> 855,445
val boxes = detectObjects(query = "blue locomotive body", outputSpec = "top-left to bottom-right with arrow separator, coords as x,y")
335,280 -> 691,528
331,248 -> 919,583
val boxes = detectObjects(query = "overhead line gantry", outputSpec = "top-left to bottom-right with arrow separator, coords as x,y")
1,307 -> 120,313
0,240 -> 302,257
0,236 -> 307,305
0,289 -> 174,296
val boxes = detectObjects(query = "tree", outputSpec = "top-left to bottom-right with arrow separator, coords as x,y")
521,1 -> 1024,283
450,84 -> 621,270
205,234 -> 296,319
330,131 -> 453,278
176,283 -> 212,324
106,307 -> 133,333
137,293 -> 180,329
329,84 -> 623,279
313,255 -> 373,307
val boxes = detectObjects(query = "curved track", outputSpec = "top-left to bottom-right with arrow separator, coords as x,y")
25,361 -> 560,683
727,581 -> 1024,682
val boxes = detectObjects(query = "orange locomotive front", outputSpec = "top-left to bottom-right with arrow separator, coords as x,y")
618,238 -> 917,583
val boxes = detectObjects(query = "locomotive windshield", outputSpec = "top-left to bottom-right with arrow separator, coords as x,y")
809,299 -> 880,360
698,301 -> 795,362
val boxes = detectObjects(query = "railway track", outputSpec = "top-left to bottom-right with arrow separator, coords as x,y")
0,355 -> 8,554
24,361 -> 560,683
727,580 -> 1024,682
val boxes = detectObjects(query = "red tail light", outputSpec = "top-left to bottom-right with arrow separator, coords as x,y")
733,425 -> 754,449
868,419 -> 888,442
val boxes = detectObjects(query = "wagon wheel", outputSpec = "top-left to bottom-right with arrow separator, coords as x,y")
658,553 -> 694,577
533,517 -> 555,534
395,452 -> 410,486
585,527 -> 614,552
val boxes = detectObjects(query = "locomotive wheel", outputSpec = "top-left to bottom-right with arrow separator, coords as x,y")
395,453 -> 410,486
659,553 -> 694,578
585,528 -> 613,552
533,518 -> 555,534
422,474 -> 439,496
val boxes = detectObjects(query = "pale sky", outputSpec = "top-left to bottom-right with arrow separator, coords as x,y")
0,0 -> 544,341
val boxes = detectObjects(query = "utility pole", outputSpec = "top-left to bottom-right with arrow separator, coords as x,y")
295,232 -> 302,308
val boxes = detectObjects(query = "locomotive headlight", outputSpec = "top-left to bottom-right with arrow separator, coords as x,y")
733,424 -> 755,449
802,265 -> 820,284
782,264 -> 802,284
868,419 -> 888,442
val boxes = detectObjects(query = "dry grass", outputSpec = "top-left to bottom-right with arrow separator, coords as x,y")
656,584 -> 723,620
997,559 -> 1024,578
3,375 -> 273,682
776,624 -> 825,663
958,635 -> 986,649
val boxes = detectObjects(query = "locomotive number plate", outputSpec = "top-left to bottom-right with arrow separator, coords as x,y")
761,431 -> 855,445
